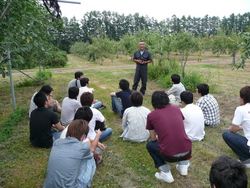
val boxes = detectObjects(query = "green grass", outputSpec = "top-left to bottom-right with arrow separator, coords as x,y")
1,53 -> 250,187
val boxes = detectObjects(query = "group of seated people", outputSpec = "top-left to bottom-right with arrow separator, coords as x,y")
28,71 -> 249,187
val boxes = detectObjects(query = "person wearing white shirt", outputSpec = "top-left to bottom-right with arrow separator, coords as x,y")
180,91 -> 205,141
121,91 -> 150,142
77,77 -> 105,109
60,87 -> 82,126
223,86 -> 250,168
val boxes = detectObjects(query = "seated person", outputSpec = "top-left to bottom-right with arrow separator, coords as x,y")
30,92 -> 65,148
222,86 -> 250,167
146,91 -> 192,183
180,91 -> 205,141
67,71 -> 83,90
120,91 -> 150,142
210,155 -> 247,188
196,83 -> 220,126
110,79 -> 132,118
29,85 -> 61,117
81,92 -> 112,142
60,87 -> 82,126
166,74 -> 185,106
43,119 -> 102,188
77,77 -> 106,109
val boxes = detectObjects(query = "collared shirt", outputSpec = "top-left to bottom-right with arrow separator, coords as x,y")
181,104 -> 205,141
196,94 -> 220,126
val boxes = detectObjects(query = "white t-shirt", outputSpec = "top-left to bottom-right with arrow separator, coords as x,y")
60,97 -> 82,126
232,103 -> 250,146
88,107 -> 105,140
181,103 -> 205,141
29,91 -> 38,117
77,86 -> 94,102
121,106 -> 150,142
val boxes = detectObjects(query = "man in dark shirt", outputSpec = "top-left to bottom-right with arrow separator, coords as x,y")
110,79 -> 132,118
30,92 -> 65,148
132,41 -> 153,95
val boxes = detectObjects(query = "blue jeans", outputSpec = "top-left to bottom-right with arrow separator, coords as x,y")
222,130 -> 250,163
146,140 -> 190,172
111,96 -> 123,118
51,129 -> 62,141
76,157 -> 96,188
99,128 -> 113,142
92,101 -> 102,109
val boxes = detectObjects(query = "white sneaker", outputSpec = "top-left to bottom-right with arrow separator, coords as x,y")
244,163 -> 250,168
155,171 -> 174,183
176,162 -> 190,176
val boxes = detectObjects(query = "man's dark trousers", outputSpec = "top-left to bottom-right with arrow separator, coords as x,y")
132,64 -> 147,95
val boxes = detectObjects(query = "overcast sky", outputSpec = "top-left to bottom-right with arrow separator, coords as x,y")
59,0 -> 250,21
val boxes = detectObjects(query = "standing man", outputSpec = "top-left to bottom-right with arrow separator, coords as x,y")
132,41 -> 152,95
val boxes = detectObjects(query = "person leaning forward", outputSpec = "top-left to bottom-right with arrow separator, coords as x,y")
132,40 -> 152,95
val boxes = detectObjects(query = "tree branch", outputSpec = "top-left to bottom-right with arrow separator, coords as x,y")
0,3 -> 11,20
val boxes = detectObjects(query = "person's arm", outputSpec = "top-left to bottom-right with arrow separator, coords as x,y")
228,125 -> 243,133
97,142 -> 106,150
110,92 -> 116,96
121,110 -> 128,131
54,122 -> 65,131
166,85 -> 176,95
149,130 -> 157,141
89,129 -> 102,150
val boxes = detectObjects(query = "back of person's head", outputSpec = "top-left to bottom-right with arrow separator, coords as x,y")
130,91 -> 143,107
171,74 -> 181,84
74,106 -> 93,122
119,79 -> 129,91
209,155 -> 248,188
68,87 -> 79,99
66,119 -> 89,141
40,85 -> 53,95
197,83 -> 209,96
80,92 -> 94,107
34,91 -> 47,107
240,86 -> 250,104
152,91 -> 169,109
80,77 -> 89,87
180,91 -> 193,105
74,71 -> 84,79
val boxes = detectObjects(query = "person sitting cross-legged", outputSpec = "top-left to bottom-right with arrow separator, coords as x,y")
146,91 -> 192,183
43,119 -> 101,188
180,91 -> 205,141
120,91 -> 150,142
30,91 -> 65,148
196,83 -> 220,126
67,71 -> 84,90
209,155 -> 248,188
222,86 -> 250,168
110,79 -> 132,118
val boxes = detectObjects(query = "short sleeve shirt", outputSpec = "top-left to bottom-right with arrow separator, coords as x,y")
146,105 -> 192,156
116,90 -> 132,115
196,94 -> 220,126
68,79 -> 81,90
133,49 -> 152,67
30,107 -> 59,148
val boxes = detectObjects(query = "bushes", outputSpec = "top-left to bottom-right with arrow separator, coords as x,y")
148,60 -> 214,92
44,50 -> 68,67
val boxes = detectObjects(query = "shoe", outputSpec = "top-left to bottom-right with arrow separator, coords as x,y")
99,105 -> 106,109
237,160 -> 250,168
176,162 -> 190,176
155,171 -> 174,183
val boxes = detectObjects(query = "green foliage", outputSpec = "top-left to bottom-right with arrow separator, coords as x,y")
44,50 -> 68,67
237,32 -> 250,69
0,108 -> 26,143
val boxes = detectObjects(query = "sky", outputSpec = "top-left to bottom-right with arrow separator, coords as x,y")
59,0 -> 250,21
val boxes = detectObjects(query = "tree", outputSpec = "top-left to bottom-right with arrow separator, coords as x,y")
237,32 -> 250,69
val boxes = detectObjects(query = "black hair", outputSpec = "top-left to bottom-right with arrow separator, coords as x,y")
171,74 -> 180,84
209,155 -> 247,188
74,71 -> 83,79
130,91 -> 143,107
80,92 -> 93,107
119,79 -> 129,91
180,91 -> 193,104
34,91 -> 47,108
197,83 -> 209,96
68,87 -> 79,99
74,106 -> 93,123
80,77 -> 89,87
40,85 -> 53,95
151,91 -> 169,109
240,86 -> 250,104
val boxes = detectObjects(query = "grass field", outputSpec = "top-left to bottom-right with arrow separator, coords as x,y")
0,53 -> 250,188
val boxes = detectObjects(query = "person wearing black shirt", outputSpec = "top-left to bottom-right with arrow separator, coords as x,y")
132,41 -> 153,95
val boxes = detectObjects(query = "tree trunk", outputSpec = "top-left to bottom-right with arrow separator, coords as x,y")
232,52 -> 236,66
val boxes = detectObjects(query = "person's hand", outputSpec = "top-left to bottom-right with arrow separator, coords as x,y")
95,129 -> 102,136
93,150 -> 102,163
97,142 -> 106,150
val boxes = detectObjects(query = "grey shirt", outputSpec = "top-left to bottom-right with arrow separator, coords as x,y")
43,137 -> 93,188
166,83 -> 186,102
68,79 -> 81,90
